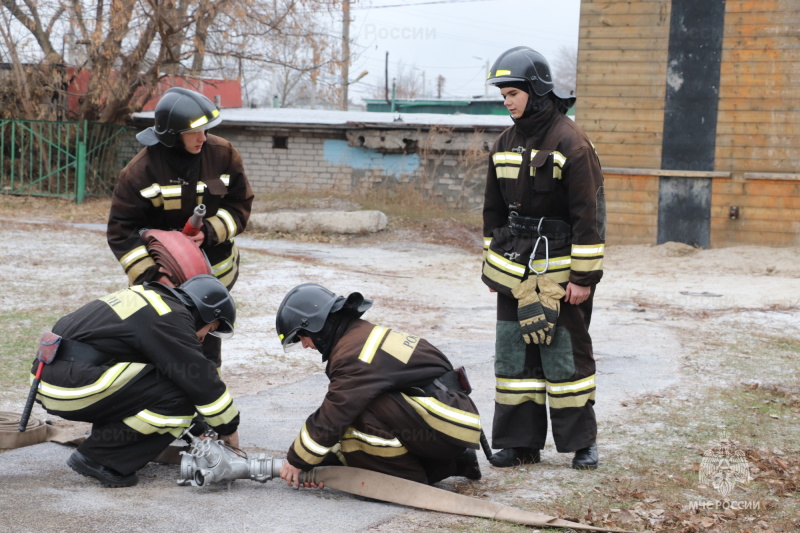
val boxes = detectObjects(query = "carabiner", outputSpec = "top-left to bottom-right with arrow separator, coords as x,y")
528,218 -> 549,274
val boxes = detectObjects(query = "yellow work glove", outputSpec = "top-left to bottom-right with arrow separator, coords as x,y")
511,277 -> 548,344
536,276 -> 566,345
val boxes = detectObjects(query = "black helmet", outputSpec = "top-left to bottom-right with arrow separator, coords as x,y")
486,46 -> 575,109
136,87 -> 222,147
163,274 -> 236,338
276,283 -> 372,350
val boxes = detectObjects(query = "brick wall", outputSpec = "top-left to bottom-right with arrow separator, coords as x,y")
213,124 -> 495,211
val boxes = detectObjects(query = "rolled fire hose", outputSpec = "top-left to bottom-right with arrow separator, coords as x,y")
141,229 -> 212,285
0,411 -> 47,449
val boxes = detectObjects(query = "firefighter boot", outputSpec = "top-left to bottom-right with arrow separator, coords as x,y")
489,447 -> 541,467
67,450 -> 139,487
454,448 -> 482,480
572,443 -> 599,470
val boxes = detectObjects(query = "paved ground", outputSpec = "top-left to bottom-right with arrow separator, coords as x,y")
2,218 -> 797,532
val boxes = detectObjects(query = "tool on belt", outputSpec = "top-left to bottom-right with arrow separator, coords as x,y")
410,367 -> 493,460
182,204 -> 207,237
19,332 -> 61,432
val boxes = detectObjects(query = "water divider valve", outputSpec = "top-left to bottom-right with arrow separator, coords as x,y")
177,431 -> 284,488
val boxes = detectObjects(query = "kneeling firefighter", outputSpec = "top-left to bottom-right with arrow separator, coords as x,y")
275,283 -> 483,486
27,275 -> 240,487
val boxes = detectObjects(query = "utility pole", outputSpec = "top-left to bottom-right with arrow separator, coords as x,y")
340,0 -> 351,111
384,51 -> 390,104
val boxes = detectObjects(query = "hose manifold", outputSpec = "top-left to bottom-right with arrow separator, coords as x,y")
177,432 -> 284,487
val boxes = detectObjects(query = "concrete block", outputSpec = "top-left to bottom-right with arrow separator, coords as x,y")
249,210 -> 388,234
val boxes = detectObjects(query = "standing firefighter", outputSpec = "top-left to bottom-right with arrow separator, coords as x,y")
107,87 -> 254,367
481,47 -> 605,470
275,283 -> 483,486
28,275 -> 240,487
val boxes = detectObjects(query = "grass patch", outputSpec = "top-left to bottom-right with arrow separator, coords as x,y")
0,310 -> 60,394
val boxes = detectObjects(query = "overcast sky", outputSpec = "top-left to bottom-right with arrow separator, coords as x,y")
346,0 -> 581,103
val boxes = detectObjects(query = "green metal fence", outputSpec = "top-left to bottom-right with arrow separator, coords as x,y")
0,119 -> 135,203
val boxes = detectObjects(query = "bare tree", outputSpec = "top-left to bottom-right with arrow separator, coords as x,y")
0,0 -> 344,122
368,60 -> 422,100
551,45 -> 577,96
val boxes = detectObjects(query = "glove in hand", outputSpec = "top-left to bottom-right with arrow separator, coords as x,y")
511,277 -> 548,344
536,276 -> 566,345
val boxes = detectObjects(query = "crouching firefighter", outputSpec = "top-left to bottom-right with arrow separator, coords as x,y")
275,283 -> 483,487
26,274 -> 240,487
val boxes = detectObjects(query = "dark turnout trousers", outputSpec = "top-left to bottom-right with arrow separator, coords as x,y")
492,289 -> 597,453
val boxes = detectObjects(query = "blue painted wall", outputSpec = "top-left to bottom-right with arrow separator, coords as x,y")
323,140 -> 419,179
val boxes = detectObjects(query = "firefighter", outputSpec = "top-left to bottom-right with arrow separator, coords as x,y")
275,283 -> 483,487
107,87 -> 254,367
481,47 -> 605,470
31,275 -> 240,487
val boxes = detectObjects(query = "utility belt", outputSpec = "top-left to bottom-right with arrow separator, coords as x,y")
407,366 -> 472,397
481,214 -> 573,297
508,213 -> 570,238
35,333 -> 116,366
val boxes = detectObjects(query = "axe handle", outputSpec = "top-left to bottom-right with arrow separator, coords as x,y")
19,362 -> 43,432
479,430 -> 493,460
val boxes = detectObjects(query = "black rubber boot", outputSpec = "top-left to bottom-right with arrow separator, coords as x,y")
454,448 -> 482,480
488,447 -> 541,468
571,443 -> 599,470
67,450 -> 139,487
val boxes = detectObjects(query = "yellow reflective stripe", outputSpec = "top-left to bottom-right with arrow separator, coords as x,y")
342,427 -> 402,448
216,208 -> 237,239
529,255 -> 571,271
482,261 -> 522,290
140,184 -> 161,199
129,285 -> 171,316
293,436 -> 325,465
496,167 -> 520,179
407,396 -> 481,429
496,390 -> 546,406
160,184 -> 182,199
340,427 -> 408,458
492,152 -> 523,165
202,403 -> 238,428
300,423 -> 331,456
125,257 -> 156,286
496,377 -> 546,392
135,409 -> 193,428
549,389 -> 596,409
572,244 -> 605,256
197,389 -> 233,416
37,363 -> 134,399
552,151 -> 566,167
120,246 -> 149,269
358,326 -> 390,364
572,257 -> 604,273
547,375 -> 596,395
486,249 -> 526,277
210,249 -> 236,277
195,183 -> 206,195
483,237 -> 492,250
402,394 -> 481,444
190,115 -> 209,129
220,174 -> 230,186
